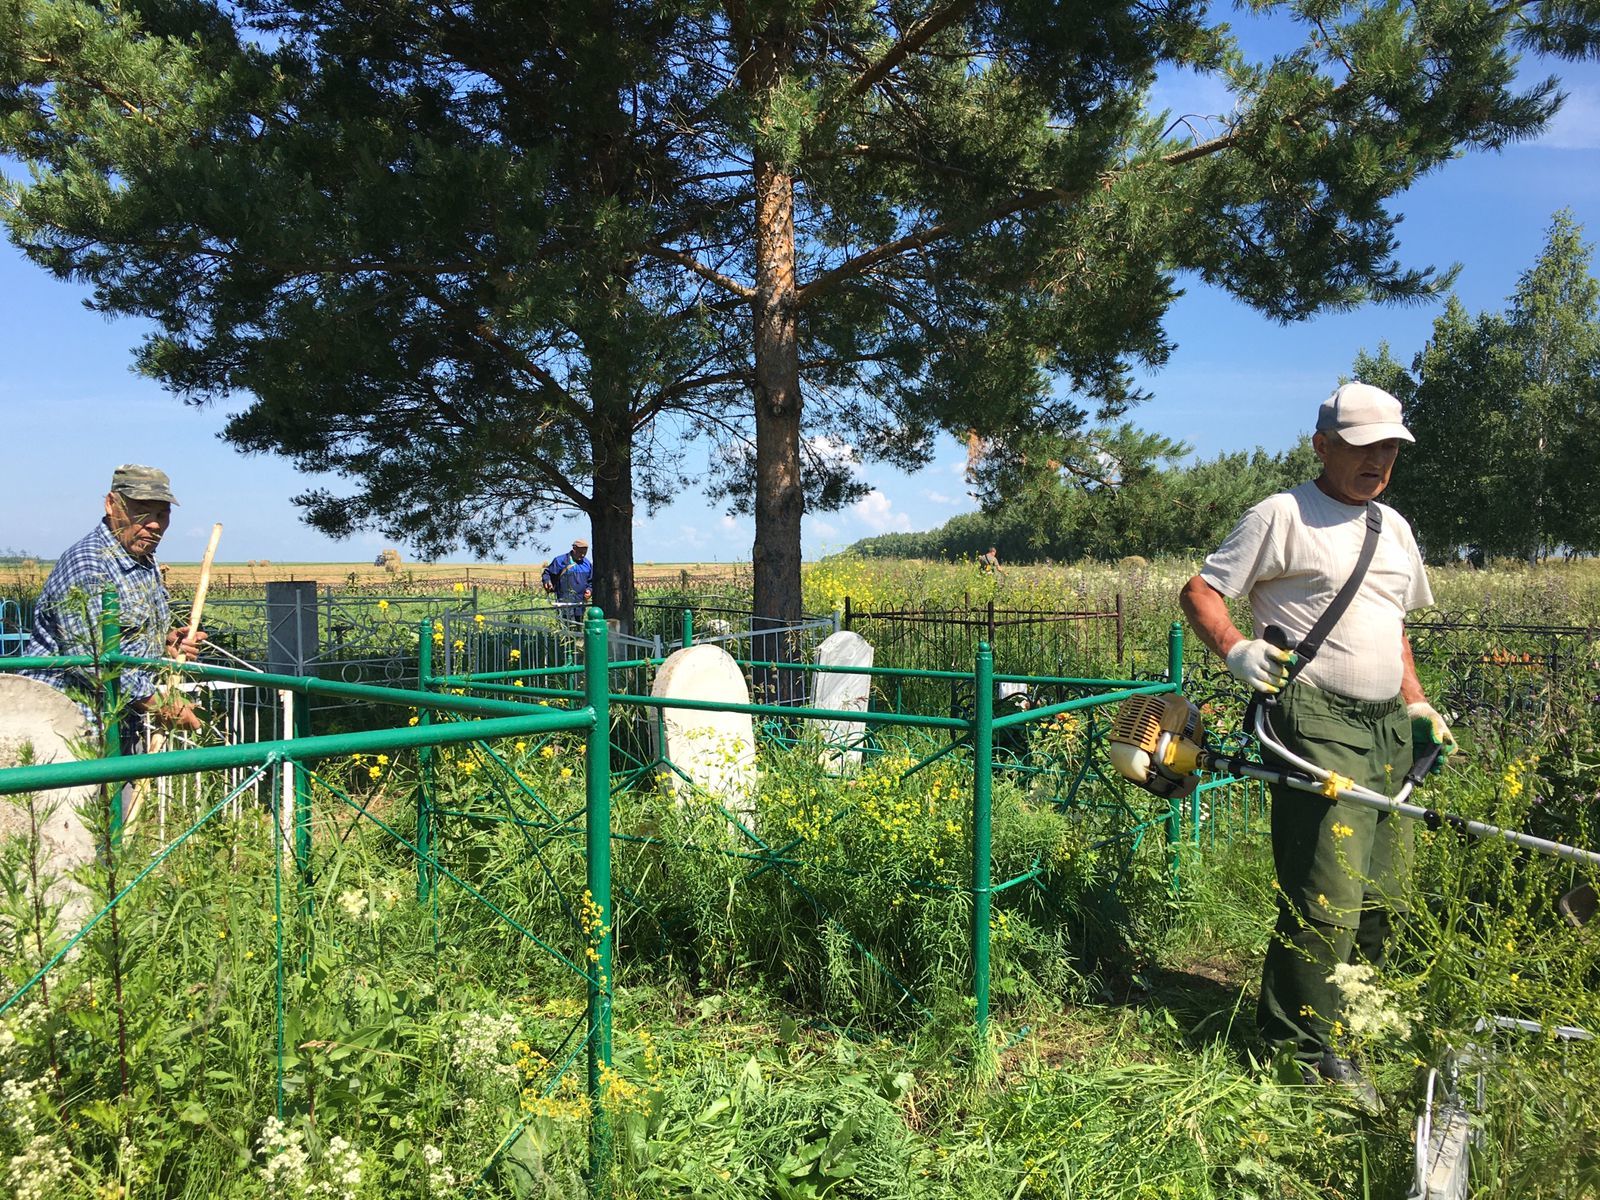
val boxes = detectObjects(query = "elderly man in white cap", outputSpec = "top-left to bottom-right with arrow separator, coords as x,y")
25,465 -> 204,740
1178,382 -> 1456,1107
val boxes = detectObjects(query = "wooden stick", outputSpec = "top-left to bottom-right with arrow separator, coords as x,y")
131,523 -> 223,833
186,522 -> 225,647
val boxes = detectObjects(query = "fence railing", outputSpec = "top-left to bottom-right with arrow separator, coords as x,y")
4,604 -> 1283,1191
843,596 -> 1124,670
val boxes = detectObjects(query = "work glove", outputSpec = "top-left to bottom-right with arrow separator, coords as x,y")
1224,638 -> 1294,693
1407,701 -> 1458,760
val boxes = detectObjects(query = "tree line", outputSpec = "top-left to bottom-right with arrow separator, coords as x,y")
849,432 -> 1316,561
852,213 -> 1600,567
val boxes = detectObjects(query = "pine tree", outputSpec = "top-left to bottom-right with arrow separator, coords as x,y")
4,0 -> 1596,620
1360,212 -> 1600,562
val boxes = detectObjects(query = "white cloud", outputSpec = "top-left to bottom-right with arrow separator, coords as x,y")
807,517 -> 838,537
851,490 -> 911,532
921,488 -> 957,505
806,435 -> 861,475
719,515 -> 739,531
1540,84 -> 1600,150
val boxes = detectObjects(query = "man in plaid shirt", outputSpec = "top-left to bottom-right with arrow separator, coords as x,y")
24,465 -> 204,738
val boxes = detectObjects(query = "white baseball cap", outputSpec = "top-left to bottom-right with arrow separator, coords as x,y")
1316,382 -> 1414,446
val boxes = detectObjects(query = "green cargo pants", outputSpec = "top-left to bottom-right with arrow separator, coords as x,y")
1256,682 -> 1413,1058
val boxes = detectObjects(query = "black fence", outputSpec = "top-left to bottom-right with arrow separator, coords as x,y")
842,596 -> 1124,675
1406,614 -> 1600,736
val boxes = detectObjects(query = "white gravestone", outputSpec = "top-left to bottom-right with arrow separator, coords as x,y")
810,631 -> 873,773
0,675 -> 100,932
650,644 -> 758,832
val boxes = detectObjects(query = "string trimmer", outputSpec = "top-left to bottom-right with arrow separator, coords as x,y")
1106,687 -> 1600,873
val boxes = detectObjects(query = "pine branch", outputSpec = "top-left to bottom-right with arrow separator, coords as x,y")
813,0 -> 976,129
643,242 -> 757,298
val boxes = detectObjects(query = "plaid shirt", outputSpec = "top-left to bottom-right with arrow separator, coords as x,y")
24,520 -> 171,704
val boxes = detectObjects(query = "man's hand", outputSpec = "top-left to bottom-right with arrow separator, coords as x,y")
166,625 -> 207,661
141,693 -> 203,731
1225,639 -> 1294,693
1407,701 -> 1457,755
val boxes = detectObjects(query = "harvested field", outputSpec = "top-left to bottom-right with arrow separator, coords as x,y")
2,559 -> 749,596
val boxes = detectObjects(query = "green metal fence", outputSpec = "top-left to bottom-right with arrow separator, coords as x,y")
1,603 -> 1259,1190
0,601 -> 617,1190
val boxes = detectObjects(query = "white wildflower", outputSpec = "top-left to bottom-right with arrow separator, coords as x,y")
2,1076 -> 42,1140
450,1011 -> 522,1081
1328,962 -> 1418,1041
257,1115 -> 310,1192
336,889 -> 373,922
422,1143 -> 459,1195
306,1135 -> 362,1200
6,1133 -> 74,1200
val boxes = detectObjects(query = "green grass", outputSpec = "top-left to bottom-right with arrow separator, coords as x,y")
4,557 -> 1600,1197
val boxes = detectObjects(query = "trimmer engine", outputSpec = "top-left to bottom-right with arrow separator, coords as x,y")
1107,693 -> 1207,799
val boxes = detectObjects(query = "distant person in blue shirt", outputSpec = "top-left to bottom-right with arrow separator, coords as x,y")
25,465 -> 205,737
540,538 -> 594,621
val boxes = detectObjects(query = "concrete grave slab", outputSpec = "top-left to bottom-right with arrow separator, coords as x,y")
810,630 -> 873,773
0,674 -> 99,931
650,644 -> 758,831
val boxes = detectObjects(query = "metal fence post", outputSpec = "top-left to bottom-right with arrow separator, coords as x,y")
416,622 -> 436,904
292,691 -> 312,904
1166,621 -> 1185,892
100,590 -> 124,843
971,641 -> 995,1064
583,606 -> 614,1185
268,583 -> 318,906
680,608 -> 693,650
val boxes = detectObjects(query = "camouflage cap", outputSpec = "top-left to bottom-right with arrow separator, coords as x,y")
109,464 -> 179,505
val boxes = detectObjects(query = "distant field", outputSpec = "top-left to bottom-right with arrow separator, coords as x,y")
163,560 -> 740,587
0,559 -> 748,595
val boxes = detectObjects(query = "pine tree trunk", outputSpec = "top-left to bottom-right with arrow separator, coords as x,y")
588,400 -> 638,634
750,151 -> 804,631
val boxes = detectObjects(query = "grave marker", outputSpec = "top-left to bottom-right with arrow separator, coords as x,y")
650,644 -> 758,831
810,630 -> 873,773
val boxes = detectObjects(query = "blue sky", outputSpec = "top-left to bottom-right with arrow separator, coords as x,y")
2,48 -> 1597,567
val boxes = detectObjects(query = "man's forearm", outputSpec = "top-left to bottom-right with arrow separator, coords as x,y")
1179,575 -> 1246,660
1400,632 -> 1426,705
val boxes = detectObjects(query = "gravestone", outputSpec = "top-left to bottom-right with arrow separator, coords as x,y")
650,644 -> 757,832
810,630 -> 873,774
266,580 -> 319,676
0,675 -> 98,931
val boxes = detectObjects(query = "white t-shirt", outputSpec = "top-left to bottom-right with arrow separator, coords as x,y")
1199,481 -> 1432,701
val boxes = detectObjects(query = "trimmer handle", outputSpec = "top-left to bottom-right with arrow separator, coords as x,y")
1252,625 -> 1296,713
1405,743 -> 1444,787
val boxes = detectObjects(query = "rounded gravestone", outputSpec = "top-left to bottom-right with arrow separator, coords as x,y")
650,644 -> 757,831
810,630 -> 873,774
0,675 -> 97,932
